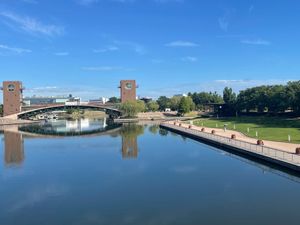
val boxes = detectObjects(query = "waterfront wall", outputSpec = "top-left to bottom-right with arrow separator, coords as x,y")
160,123 -> 300,172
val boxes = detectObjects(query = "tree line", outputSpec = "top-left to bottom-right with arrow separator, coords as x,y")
156,81 -> 300,115
119,80 -> 300,117
1,81 -> 299,118
235,81 -> 300,114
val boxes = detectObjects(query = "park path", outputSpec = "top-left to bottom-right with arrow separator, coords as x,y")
166,121 -> 300,154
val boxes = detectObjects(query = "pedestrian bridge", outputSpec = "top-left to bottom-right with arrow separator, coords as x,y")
7,103 -> 122,120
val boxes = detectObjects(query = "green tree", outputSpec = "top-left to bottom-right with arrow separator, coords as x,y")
266,85 -> 288,113
223,87 -> 236,105
169,96 -> 182,111
146,101 -> 159,112
223,87 -> 237,116
178,96 -> 195,116
119,100 -> 146,118
157,96 -> 171,111
108,97 -> 120,103
237,87 -> 263,113
236,85 -> 288,114
286,81 -> 300,113
190,91 -> 223,110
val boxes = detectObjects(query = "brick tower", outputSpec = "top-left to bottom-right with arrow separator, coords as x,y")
120,80 -> 137,103
2,81 -> 23,116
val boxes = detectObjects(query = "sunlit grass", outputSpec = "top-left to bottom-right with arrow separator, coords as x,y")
192,117 -> 300,144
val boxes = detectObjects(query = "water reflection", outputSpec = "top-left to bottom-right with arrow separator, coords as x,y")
148,124 -> 159,135
19,118 -> 118,136
2,122 -> 300,225
3,130 -> 24,166
119,124 -> 144,159
53,118 -> 108,133
1,122 -> 156,165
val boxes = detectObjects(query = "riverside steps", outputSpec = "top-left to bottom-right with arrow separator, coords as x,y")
160,122 -> 300,172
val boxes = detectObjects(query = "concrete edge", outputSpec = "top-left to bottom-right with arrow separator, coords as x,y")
160,124 -> 300,173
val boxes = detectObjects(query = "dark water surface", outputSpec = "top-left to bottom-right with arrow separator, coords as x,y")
0,121 -> 300,225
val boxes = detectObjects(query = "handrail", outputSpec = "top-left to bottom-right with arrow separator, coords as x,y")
162,123 -> 300,166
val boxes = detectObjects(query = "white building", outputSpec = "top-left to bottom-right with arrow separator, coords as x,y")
89,97 -> 109,104
23,94 -> 80,106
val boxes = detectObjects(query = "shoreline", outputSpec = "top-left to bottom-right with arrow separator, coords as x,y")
182,122 -> 300,153
160,122 -> 300,172
0,118 -> 40,126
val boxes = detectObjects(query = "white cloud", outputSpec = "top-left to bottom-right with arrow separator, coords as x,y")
0,11 -> 64,37
218,17 -> 229,31
93,46 -> 119,53
30,86 -> 58,91
0,44 -> 31,54
218,9 -> 234,32
9,184 -> 68,212
144,79 -> 292,98
113,40 -> 146,54
165,41 -> 199,47
54,52 -> 69,56
241,39 -> 271,46
181,56 -> 198,62
214,79 -> 288,90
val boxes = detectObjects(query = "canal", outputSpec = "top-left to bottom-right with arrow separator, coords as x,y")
0,119 -> 300,225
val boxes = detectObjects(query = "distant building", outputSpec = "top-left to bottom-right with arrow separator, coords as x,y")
23,94 -> 80,106
89,97 -> 109,105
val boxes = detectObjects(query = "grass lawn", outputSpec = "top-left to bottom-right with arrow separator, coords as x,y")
184,111 -> 201,117
191,116 -> 300,144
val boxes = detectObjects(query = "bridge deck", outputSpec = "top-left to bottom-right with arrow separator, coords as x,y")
14,103 -> 122,119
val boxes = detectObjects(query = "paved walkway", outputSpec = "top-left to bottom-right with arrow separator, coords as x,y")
166,121 -> 300,154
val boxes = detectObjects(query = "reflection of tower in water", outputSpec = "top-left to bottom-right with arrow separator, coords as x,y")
122,135 -> 138,159
120,124 -> 144,159
4,131 -> 24,165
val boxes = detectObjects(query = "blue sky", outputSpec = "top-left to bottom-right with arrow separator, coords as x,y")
0,0 -> 300,101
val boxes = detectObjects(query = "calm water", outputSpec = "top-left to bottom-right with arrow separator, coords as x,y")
0,120 -> 300,225
19,118 -> 119,136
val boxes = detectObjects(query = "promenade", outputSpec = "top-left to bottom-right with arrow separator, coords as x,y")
161,121 -> 300,172
180,121 -> 299,154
